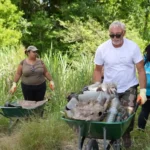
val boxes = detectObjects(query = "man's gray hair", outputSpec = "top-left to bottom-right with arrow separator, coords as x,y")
109,21 -> 126,31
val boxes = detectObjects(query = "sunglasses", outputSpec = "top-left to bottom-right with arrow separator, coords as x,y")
32,51 -> 38,53
109,33 -> 122,39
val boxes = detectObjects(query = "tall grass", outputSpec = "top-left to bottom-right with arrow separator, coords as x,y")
43,51 -> 94,112
0,46 -> 94,150
0,114 -> 76,150
0,46 -> 25,104
0,47 -> 150,150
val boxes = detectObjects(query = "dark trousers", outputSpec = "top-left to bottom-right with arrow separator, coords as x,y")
138,98 -> 150,129
21,81 -> 46,101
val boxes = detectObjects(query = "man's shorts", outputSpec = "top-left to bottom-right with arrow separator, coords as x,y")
118,85 -> 138,107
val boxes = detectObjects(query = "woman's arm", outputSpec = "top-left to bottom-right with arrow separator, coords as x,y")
13,64 -> 23,83
43,63 -> 53,81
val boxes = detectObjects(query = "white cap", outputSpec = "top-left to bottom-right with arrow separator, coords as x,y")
26,45 -> 38,51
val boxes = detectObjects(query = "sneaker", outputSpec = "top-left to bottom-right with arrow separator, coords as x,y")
122,133 -> 132,148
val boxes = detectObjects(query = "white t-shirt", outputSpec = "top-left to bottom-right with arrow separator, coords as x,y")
94,38 -> 143,93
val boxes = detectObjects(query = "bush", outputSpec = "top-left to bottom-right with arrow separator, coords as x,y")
0,0 -> 28,48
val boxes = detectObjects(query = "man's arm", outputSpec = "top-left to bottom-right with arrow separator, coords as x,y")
136,60 -> 146,89
93,64 -> 103,83
136,60 -> 147,104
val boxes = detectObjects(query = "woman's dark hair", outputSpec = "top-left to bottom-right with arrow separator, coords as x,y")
25,50 -> 29,55
144,44 -> 150,64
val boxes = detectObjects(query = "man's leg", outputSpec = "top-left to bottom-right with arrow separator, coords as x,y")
118,85 -> 138,148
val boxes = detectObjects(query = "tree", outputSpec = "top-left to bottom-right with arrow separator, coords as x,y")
0,0 -> 28,48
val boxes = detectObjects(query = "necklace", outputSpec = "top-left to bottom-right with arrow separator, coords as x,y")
30,65 -> 35,72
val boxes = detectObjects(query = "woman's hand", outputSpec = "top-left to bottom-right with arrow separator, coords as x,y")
49,81 -> 55,90
10,82 -> 17,94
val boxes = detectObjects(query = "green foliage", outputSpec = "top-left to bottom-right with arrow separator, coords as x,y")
53,16 -> 108,59
8,0 -> 150,56
0,114 -> 75,150
0,0 -> 28,48
42,51 -> 94,112
0,46 -> 94,110
18,116 -> 74,150
0,46 -> 25,104
0,46 -> 150,149
125,20 -> 148,52
59,0 -> 147,29
0,1 -> 150,149
22,14 -> 108,57
22,11 -> 55,51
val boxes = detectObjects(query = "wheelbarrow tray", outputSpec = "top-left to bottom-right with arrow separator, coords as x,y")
0,100 -> 47,118
0,106 -> 44,118
62,113 -> 134,140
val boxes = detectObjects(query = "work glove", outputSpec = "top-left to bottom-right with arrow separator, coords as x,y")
88,82 -> 101,91
137,89 -> 147,105
107,83 -> 117,95
9,82 -> 17,94
49,80 -> 55,90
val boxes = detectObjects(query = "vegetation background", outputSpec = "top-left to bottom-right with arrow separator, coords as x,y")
0,0 -> 150,149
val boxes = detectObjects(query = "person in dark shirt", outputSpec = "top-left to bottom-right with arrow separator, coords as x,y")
138,44 -> 150,130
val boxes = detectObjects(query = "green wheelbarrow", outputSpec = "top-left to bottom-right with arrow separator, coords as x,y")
0,100 -> 48,133
62,104 -> 139,150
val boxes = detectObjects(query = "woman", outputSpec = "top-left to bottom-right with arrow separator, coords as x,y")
138,44 -> 150,130
10,45 -> 55,101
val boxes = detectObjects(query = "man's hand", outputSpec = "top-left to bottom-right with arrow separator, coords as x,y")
137,89 -> 147,105
9,82 -> 17,94
49,80 -> 55,90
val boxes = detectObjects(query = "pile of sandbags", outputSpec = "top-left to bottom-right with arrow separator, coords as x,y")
64,82 -> 131,122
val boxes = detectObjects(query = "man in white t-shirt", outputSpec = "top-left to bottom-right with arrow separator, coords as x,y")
93,21 -> 147,148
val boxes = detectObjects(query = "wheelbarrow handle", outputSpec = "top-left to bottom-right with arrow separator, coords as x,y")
134,102 -> 140,113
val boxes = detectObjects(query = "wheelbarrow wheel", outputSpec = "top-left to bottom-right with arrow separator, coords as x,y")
106,139 -> 122,150
112,139 -> 122,150
85,139 -> 99,150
